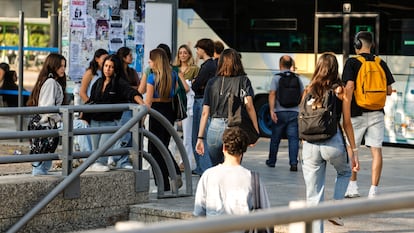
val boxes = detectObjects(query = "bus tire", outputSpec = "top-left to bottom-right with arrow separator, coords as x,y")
254,96 -> 271,137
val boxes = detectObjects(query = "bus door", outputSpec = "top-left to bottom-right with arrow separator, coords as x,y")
314,12 -> 379,63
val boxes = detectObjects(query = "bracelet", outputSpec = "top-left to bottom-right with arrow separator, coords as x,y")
352,148 -> 358,152
197,136 -> 204,140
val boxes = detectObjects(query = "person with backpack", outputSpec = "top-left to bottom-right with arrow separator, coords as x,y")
266,55 -> 304,171
342,31 -> 395,198
300,52 -> 359,232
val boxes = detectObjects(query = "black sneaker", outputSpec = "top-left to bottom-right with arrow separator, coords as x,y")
265,160 -> 275,168
290,165 -> 298,172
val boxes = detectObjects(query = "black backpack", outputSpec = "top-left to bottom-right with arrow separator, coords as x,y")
298,89 -> 338,142
277,72 -> 302,107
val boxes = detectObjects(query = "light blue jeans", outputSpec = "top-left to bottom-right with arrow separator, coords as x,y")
32,119 -> 92,176
112,110 -> 133,168
90,119 -> 119,165
192,98 -> 212,174
32,160 -> 53,176
206,118 -> 227,166
73,119 -> 92,152
301,130 -> 351,233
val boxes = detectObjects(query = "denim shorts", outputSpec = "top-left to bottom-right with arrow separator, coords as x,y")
351,111 -> 385,148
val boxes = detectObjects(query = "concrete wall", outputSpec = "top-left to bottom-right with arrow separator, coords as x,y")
0,170 -> 149,232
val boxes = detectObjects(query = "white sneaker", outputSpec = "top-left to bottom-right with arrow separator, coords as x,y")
122,164 -> 133,169
107,157 -> 116,169
345,181 -> 360,198
328,217 -> 344,226
368,186 -> 378,199
87,163 -> 110,172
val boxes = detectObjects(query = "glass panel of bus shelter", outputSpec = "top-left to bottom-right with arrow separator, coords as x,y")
349,17 -> 376,55
318,18 -> 342,53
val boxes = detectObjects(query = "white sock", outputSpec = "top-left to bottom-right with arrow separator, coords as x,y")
369,185 -> 378,193
348,180 -> 358,188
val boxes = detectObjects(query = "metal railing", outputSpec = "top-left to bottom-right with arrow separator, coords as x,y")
0,103 -> 193,233
88,191 -> 414,233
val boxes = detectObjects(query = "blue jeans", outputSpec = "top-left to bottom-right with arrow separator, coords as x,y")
301,130 -> 351,233
32,122 -> 62,176
207,118 -> 226,166
112,110 -> 133,168
73,119 -> 92,152
32,160 -> 53,176
90,119 -> 119,165
192,98 -> 212,174
267,111 -> 299,166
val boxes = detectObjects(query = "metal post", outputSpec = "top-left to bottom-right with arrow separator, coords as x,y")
313,0 -> 318,66
17,11 -> 24,134
58,11 -> 63,53
50,0 -> 59,48
343,14 -> 350,63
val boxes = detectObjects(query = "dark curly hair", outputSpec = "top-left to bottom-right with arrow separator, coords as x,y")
222,126 -> 249,156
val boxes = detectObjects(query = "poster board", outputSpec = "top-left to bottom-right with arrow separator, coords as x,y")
62,0 -> 145,83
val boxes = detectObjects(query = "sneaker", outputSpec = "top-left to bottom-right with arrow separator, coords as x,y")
122,164 -> 133,169
175,175 -> 183,189
345,182 -> 360,198
290,164 -> 298,172
328,217 -> 344,226
107,159 -> 116,169
265,160 -> 275,168
87,163 -> 110,172
368,186 -> 378,199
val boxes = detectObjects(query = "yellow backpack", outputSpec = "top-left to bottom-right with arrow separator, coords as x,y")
354,55 -> 387,110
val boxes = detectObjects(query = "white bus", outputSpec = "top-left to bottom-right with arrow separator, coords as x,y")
176,0 -> 414,146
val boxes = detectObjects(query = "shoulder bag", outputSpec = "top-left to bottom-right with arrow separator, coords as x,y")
173,76 -> 188,121
227,76 -> 259,144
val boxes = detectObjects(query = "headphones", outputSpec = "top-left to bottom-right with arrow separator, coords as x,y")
353,32 -> 363,49
354,31 -> 374,50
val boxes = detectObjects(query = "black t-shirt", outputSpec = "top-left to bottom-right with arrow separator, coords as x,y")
192,58 -> 217,97
342,53 -> 395,117
203,75 -> 254,118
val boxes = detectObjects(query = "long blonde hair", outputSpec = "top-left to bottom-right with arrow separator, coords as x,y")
150,48 -> 173,98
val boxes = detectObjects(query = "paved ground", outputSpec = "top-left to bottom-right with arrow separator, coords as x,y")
142,138 -> 414,233
1,115 -> 414,232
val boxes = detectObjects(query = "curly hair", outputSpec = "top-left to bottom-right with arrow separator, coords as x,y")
222,126 -> 249,156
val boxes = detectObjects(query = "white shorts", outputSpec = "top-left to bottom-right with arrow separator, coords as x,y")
351,111 -> 385,148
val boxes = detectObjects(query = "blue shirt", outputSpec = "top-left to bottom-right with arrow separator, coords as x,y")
147,71 -> 178,98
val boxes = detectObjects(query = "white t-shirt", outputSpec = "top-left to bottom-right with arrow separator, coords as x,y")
193,164 -> 270,217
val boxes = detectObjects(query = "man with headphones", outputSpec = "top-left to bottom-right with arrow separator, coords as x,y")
342,31 -> 395,198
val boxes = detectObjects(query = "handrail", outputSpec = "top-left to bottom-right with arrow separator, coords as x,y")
0,103 -> 192,233
89,191 -> 414,233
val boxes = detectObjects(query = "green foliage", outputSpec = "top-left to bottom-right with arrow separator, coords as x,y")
3,33 -> 19,46
29,34 -> 50,47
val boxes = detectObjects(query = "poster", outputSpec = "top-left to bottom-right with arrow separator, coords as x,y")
64,0 -> 145,81
70,0 -> 87,28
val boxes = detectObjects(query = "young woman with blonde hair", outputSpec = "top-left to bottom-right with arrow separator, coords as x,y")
145,48 -> 189,191
173,44 -> 199,171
